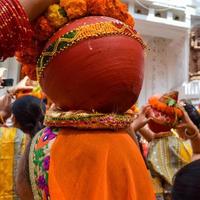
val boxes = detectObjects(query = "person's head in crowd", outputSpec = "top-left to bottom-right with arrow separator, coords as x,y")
11,95 -> 46,137
172,159 -> 200,200
184,102 -> 200,129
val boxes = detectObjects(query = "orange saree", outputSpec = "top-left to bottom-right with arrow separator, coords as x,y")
48,129 -> 155,200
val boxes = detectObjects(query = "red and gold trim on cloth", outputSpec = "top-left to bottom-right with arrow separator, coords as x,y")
0,0 -> 33,60
37,20 -> 146,80
44,108 -> 134,130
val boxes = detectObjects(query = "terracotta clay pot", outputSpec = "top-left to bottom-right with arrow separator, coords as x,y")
148,120 -> 171,133
147,91 -> 181,133
39,16 -> 144,113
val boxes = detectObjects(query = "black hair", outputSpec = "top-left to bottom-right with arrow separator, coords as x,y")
11,95 -> 46,137
184,102 -> 200,129
172,159 -> 200,200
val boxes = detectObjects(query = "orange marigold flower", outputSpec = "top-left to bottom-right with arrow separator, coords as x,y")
87,0 -> 134,27
174,108 -> 183,118
106,0 -> 134,27
60,0 -> 88,20
126,14 -> 135,27
47,4 -> 68,28
88,0 -> 107,16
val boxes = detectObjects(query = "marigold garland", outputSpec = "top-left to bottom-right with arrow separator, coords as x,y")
60,0 -> 88,20
148,96 -> 183,118
88,0 -> 134,27
16,0 -> 135,80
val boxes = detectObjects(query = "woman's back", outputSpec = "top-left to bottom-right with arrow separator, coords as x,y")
0,127 -> 25,200
30,128 -> 156,200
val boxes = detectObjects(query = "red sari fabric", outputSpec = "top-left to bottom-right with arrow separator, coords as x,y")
49,128 -> 155,200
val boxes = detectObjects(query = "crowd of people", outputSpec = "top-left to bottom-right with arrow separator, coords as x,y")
0,77 -> 200,200
0,0 -> 200,200
129,102 -> 200,200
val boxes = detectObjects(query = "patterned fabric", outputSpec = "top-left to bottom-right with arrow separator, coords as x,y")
147,133 -> 192,199
37,21 -> 145,80
29,127 -> 60,200
0,127 -> 25,200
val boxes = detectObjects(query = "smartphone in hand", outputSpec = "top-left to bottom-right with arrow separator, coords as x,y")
1,79 -> 14,87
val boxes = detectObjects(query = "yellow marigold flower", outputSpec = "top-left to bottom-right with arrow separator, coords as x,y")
47,4 -> 68,28
60,0 -> 87,20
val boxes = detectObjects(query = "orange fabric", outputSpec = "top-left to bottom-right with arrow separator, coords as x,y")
49,129 -> 155,200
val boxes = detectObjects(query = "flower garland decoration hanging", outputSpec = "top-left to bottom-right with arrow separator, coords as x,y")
15,0 -> 135,80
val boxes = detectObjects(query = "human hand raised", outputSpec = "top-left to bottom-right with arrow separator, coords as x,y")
175,104 -> 199,139
130,105 -> 152,132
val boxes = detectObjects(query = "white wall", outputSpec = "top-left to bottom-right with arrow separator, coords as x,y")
138,33 -> 190,106
127,1 -> 191,105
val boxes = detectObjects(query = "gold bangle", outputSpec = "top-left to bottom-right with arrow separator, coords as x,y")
184,128 -> 199,140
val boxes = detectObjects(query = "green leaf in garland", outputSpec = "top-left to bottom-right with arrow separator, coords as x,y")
58,7 -> 67,17
167,98 -> 176,107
